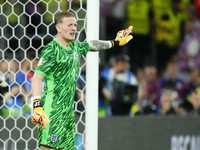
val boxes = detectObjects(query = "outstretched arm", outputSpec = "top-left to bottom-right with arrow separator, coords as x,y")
89,26 -> 133,52
89,40 -> 112,52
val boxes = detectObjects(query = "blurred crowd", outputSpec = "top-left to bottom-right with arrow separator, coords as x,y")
1,0 -> 200,118
0,56 -> 38,118
98,0 -> 200,117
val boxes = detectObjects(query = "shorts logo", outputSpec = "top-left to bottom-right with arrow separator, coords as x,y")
38,58 -> 44,66
51,134 -> 58,142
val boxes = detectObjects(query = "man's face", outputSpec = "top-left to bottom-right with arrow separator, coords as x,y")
191,92 -> 200,110
115,60 -> 128,72
167,63 -> 177,78
57,17 -> 77,42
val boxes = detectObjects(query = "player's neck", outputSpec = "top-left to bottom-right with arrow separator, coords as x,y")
56,36 -> 70,48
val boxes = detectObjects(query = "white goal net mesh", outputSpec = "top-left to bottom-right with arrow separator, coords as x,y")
0,0 -> 87,149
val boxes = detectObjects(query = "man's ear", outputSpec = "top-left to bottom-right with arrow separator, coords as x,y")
56,24 -> 61,33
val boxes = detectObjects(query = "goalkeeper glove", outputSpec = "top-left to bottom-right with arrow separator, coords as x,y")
111,26 -> 133,47
31,98 -> 50,129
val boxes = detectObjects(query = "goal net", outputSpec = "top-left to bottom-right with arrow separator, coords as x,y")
0,0 -> 87,149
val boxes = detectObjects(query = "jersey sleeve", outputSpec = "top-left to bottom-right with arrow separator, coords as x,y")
35,44 -> 56,78
75,41 -> 91,55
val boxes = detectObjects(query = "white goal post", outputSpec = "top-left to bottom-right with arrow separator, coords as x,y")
85,0 -> 99,149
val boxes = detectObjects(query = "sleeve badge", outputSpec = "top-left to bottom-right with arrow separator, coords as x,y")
38,58 -> 44,66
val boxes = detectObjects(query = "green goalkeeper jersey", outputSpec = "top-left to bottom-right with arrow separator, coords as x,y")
35,39 -> 91,120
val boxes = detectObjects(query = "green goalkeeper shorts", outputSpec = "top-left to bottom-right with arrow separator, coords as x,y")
38,117 -> 75,150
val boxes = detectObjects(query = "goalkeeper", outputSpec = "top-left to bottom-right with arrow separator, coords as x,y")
31,11 -> 133,150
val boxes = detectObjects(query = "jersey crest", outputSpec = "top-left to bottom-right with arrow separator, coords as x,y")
51,134 -> 58,142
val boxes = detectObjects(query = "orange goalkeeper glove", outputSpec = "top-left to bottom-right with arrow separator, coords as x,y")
111,26 -> 133,47
31,98 -> 50,129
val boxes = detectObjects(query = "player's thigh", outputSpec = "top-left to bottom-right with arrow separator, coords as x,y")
40,145 -> 58,150
40,145 -> 68,150
60,118 -> 76,150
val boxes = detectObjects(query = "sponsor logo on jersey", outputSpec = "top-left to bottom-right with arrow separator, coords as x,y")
63,58 -> 68,62
51,134 -> 58,142
38,58 -> 44,66
75,52 -> 78,63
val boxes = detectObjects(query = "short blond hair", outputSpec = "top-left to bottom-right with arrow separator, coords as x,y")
55,11 -> 76,25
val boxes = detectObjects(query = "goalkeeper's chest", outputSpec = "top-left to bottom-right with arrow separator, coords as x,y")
59,50 -> 80,67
